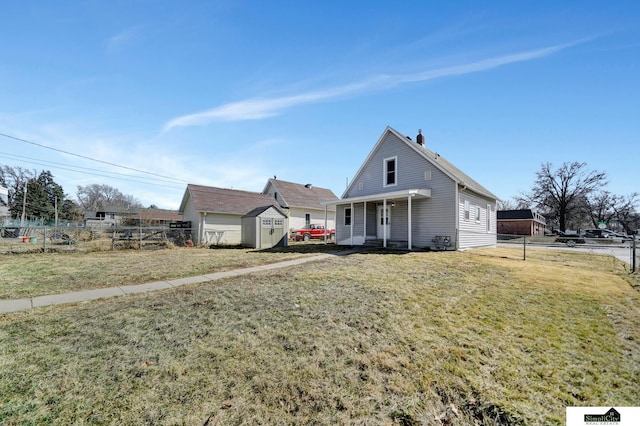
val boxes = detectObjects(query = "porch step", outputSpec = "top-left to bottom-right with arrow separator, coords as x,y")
364,239 -> 408,249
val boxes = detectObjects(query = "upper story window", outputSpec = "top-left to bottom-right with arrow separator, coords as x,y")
464,200 -> 470,220
384,156 -> 397,187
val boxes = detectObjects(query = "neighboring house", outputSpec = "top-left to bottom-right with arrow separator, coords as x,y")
262,178 -> 338,231
0,186 -> 9,219
136,208 -> 182,226
497,209 -> 546,236
326,126 -> 498,250
84,207 -> 181,227
241,205 -> 288,249
179,184 -> 282,245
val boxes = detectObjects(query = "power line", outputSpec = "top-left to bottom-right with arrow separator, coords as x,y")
0,152 -> 184,189
0,132 -> 189,184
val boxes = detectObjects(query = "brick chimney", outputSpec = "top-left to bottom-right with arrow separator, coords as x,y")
416,129 -> 424,146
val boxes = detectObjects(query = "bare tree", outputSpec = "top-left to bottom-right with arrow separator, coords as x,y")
521,162 -> 607,232
76,184 -> 142,212
0,165 -> 35,216
613,193 -> 639,234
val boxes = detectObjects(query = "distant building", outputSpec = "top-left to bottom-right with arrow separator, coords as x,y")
0,186 -> 9,218
497,209 -> 546,236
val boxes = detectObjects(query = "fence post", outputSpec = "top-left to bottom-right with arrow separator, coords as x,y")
523,235 -> 526,261
633,238 -> 636,274
43,226 -> 47,253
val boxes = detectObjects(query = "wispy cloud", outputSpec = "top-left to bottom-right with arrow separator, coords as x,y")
163,41 -> 580,132
107,26 -> 141,52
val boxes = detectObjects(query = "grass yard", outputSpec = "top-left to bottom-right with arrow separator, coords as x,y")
1,246 -> 639,425
0,242 -> 344,299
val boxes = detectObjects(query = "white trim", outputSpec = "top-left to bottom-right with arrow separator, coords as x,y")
325,188 -> 431,206
383,156 -> 398,188
408,195 -> 412,250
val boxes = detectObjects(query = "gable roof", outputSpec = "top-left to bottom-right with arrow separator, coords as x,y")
179,184 -> 280,215
343,126 -> 498,201
263,178 -> 338,210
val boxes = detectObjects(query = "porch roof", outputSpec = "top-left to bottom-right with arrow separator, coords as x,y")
323,188 -> 431,206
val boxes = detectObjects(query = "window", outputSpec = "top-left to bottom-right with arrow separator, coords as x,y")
305,213 -> 310,226
384,157 -> 397,187
358,182 -> 364,191
486,204 -> 491,232
464,200 -> 470,220
274,218 -> 284,227
262,218 -> 272,226
475,206 -> 481,222
424,170 -> 432,181
344,207 -> 352,226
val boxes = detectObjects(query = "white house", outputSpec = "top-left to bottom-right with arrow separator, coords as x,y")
327,127 -> 498,250
262,178 -> 338,231
179,184 -> 282,245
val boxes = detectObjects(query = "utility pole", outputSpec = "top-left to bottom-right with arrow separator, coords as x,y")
55,196 -> 59,229
20,182 -> 27,227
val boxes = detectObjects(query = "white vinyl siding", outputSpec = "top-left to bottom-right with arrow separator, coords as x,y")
458,189 -> 497,248
486,204 -> 491,232
287,207 -> 335,232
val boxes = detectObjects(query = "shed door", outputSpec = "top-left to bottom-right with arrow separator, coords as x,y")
260,217 -> 286,248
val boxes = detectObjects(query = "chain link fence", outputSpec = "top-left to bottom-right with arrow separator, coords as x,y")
498,233 -> 638,273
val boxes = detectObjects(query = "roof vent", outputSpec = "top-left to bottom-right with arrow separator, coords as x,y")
305,183 -> 312,189
416,129 -> 424,146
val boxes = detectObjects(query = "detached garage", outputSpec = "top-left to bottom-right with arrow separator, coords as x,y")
241,206 -> 289,249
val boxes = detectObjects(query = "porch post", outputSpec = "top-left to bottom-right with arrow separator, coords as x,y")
408,195 -> 412,250
383,199 -> 387,248
363,201 -> 367,243
350,202 -> 354,245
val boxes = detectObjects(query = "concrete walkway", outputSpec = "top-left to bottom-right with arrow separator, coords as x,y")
0,252 -> 344,314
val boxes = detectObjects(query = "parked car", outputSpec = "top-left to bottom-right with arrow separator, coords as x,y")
584,229 -> 613,238
291,224 -> 336,241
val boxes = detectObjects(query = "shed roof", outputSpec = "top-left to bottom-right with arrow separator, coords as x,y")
264,178 -> 338,210
243,205 -> 287,218
179,184 -> 280,215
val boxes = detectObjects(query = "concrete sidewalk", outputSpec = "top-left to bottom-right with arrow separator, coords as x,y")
0,253 -> 339,314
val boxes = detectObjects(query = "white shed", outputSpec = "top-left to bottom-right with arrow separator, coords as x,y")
241,206 -> 289,249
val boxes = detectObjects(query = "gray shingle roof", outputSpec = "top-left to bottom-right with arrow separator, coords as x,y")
266,179 -> 338,210
181,184 -> 280,215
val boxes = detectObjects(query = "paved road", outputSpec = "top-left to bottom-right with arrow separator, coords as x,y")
499,242 -> 637,265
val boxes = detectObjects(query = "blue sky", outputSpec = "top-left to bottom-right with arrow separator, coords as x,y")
1,1 -> 638,209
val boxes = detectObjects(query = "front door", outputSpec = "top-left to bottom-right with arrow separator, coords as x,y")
377,206 -> 391,239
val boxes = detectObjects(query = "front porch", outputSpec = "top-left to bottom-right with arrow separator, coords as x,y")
326,188 -> 431,250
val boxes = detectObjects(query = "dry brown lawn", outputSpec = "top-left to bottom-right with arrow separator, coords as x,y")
1,246 -> 638,425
